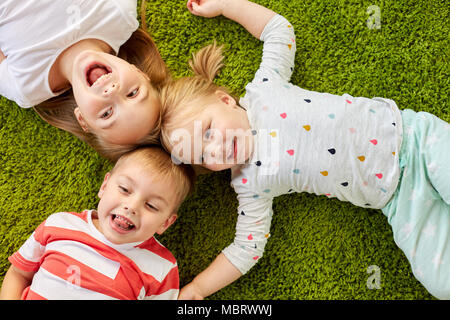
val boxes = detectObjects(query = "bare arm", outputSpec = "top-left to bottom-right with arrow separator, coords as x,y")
187,0 -> 276,39
0,265 -> 34,300
0,49 -> 5,63
179,253 -> 242,299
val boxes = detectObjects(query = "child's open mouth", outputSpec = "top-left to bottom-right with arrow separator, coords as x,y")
226,137 -> 238,162
85,62 -> 112,87
110,214 -> 135,234
233,137 -> 237,161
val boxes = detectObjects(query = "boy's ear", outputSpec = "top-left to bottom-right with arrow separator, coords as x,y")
215,90 -> 237,108
98,172 -> 111,199
74,107 -> 90,132
156,214 -> 178,235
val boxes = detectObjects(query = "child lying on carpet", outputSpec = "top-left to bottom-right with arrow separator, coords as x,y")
158,0 -> 450,299
0,0 -> 168,161
0,146 -> 195,300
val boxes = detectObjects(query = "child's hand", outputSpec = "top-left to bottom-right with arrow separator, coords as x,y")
0,49 -> 5,63
186,0 -> 225,18
178,282 -> 204,300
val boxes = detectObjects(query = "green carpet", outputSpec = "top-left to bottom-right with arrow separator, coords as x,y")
1,0 -> 448,299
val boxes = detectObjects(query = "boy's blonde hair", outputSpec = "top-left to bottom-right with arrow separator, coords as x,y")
33,2 -> 169,162
159,42 -> 234,157
113,146 -> 196,211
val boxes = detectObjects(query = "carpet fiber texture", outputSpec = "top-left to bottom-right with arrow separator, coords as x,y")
0,0 -> 448,299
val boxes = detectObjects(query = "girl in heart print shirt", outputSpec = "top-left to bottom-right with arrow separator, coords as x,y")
159,0 -> 450,300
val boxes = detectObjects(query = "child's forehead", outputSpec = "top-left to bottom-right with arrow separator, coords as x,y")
178,100 -> 209,122
175,99 -> 221,132
116,154 -> 181,182
112,160 -> 178,194
114,156 -> 164,177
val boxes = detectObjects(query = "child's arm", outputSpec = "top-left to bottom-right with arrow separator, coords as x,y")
1,219 -> 50,299
0,265 -> 34,300
179,253 -> 242,299
187,0 -> 276,39
180,194 -> 273,300
0,49 -> 5,63
188,0 -> 296,86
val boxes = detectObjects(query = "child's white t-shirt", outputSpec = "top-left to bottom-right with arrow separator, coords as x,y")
0,0 -> 139,108
222,15 -> 403,274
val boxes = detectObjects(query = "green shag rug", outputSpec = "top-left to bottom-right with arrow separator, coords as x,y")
0,0 -> 448,299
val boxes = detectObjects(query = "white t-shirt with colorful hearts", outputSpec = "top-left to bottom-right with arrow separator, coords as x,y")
222,15 -> 403,275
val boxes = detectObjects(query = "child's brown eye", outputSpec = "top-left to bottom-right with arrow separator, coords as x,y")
100,108 -> 113,119
127,88 -> 139,98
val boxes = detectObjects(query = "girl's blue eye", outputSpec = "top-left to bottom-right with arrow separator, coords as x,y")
204,129 -> 212,140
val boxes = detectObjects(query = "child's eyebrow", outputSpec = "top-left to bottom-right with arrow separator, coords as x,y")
151,194 -> 168,206
138,86 -> 149,103
118,174 -> 169,206
117,174 -> 134,185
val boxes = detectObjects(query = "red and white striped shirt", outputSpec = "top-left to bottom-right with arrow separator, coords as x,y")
9,210 -> 179,300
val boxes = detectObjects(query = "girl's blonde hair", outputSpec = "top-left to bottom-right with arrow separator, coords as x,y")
33,2 -> 169,162
160,42 -> 234,155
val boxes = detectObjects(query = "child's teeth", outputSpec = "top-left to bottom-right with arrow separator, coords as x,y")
93,73 -> 109,86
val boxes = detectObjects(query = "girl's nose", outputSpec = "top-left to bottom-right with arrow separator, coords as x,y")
103,82 -> 119,96
205,141 -> 224,162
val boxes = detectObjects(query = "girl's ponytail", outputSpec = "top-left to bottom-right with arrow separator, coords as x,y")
189,41 -> 224,82
140,0 -> 148,31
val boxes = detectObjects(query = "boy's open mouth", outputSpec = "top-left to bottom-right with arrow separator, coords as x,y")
86,63 -> 112,87
110,214 -> 135,232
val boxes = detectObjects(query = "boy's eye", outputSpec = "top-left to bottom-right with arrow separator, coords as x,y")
100,107 -> 113,119
146,203 -> 158,211
127,88 -> 139,98
119,186 -> 129,193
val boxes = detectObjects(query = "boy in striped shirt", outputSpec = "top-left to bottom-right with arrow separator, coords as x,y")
0,146 -> 195,300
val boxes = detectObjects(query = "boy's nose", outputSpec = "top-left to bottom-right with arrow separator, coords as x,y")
123,204 -> 136,215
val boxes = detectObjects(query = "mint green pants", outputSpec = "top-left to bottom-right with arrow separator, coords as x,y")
382,109 -> 450,299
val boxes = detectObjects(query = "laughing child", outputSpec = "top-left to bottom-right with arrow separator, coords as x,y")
0,0 -> 168,160
0,146 -> 195,300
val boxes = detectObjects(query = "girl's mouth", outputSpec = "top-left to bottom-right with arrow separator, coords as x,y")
109,214 -> 135,234
85,62 -> 112,87
226,137 -> 237,162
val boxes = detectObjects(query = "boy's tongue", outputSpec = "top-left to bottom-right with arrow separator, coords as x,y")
113,215 -> 133,230
88,67 -> 108,86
